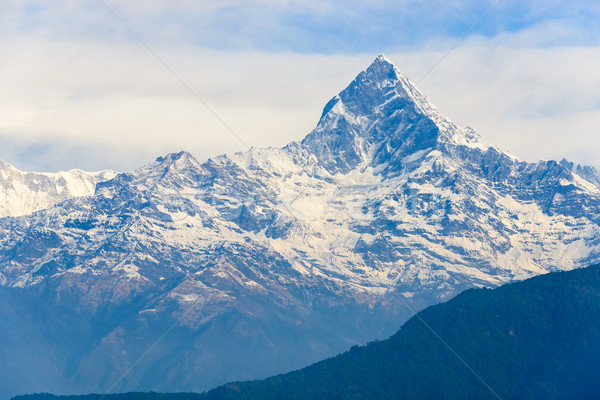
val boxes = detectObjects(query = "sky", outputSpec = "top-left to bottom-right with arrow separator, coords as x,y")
0,0 -> 599,172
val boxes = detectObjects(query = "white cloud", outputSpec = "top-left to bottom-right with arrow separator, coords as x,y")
0,2 -> 599,172
393,41 -> 600,167
0,37 -> 369,171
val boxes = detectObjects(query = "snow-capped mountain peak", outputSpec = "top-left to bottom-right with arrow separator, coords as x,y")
0,159 -> 116,218
302,54 -> 486,174
560,158 -> 600,189
155,150 -> 200,168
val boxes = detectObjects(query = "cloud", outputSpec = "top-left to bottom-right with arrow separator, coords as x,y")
0,133 -> 130,172
0,37 -> 370,171
394,40 -> 600,167
3,1 -> 600,52
0,1 -> 599,172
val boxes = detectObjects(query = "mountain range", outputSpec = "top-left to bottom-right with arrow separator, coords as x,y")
14,263 -> 600,400
199,262 -> 600,400
0,161 -> 115,218
2,54 -> 600,398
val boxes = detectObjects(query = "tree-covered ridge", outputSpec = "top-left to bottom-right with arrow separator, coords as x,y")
15,263 -> 600,400
202,263 -> 600,399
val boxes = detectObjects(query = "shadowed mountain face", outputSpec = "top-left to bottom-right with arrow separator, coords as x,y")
2,55 -> 600,398
14,264 -> 600,400
199,263 -> 600,400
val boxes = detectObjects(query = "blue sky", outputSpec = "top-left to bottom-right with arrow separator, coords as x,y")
0,0 -> 599,171
9,1 -> 600,51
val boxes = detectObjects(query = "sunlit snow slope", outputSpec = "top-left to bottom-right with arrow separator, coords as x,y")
0,160 -> 116,217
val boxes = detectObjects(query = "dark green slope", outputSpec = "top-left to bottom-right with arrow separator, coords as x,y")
202,264 -> 600,400
14,264 -> 600,400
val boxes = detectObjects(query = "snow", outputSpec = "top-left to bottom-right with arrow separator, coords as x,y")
0,161 -> 116,218
2,53 -> 600,311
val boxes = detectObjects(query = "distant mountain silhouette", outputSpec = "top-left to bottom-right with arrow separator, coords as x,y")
200,263 -> 600,399
15,263 -> 600,400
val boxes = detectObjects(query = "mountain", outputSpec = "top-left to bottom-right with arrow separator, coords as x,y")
2,54 -> 600,398
15,263 -> 600,400
559,158 -> 600,189
199,263 -> 600,400
0,160 -> 116,218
